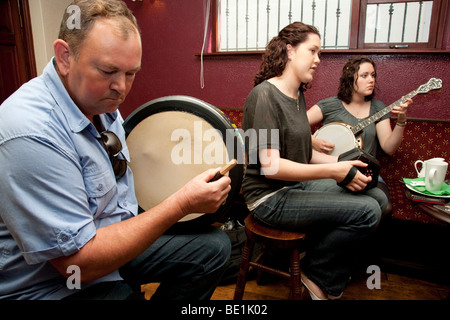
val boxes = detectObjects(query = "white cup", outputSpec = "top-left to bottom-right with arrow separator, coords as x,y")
414,158 -> 445,178
424,160 -> 448,191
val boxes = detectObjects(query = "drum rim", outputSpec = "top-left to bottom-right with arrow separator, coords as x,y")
123,95 -> 245,229
125,96 -> 229,135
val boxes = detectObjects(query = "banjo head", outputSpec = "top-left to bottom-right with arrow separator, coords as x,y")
313,122 -> 359,157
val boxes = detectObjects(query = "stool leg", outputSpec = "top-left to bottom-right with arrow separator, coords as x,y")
255,244 -> 266,285
289,248 -> 302,300
233,238 -> 255,300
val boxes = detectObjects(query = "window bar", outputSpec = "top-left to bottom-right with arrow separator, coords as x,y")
312,0 -> 316,26
300,0 -> 304,22
401,2 -> 408,43
266,0 -> 270,45
288,0 -> 293,24
335,0 -> 341,48
225,0 -> 230,50
278,0 -> 281,32
416,1 -> 423,42
387,3 -> 394,43
246,0 -> 250,50
235,0 -> 238,50
374,4 -> 379,42
256,0 -> 260,50
323,0 -> 328,48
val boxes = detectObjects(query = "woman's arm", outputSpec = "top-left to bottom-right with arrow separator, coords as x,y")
307,104 -> 335,153
310,149 -> 338,164
376,98 -> 412,155
307,104 -> 324,125
259,148 -> 371,192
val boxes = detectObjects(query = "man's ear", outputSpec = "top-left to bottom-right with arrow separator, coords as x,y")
54,39 -> 71,76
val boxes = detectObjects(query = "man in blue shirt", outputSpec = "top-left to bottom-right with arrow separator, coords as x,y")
0,0 -> 231,300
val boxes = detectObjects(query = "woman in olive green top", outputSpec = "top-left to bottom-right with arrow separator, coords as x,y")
241,22 -> 387,300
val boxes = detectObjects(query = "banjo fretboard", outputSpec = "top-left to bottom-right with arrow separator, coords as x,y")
351,91 -> 417,135
350,78 -> 442,136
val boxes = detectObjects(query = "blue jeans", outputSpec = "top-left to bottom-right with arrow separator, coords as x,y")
63,226 -> 231,300
252,179 -> 386,296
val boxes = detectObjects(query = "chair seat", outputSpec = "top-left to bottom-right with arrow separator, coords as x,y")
245,215 -> 307,241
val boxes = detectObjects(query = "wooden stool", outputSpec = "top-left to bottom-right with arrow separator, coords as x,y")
233,214 -> 308,300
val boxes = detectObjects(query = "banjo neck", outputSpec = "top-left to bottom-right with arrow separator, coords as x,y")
314,78 -> 442,156
351,91 -> 417,136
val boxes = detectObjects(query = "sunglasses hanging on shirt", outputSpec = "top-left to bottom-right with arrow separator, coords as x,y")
100,130 -> 127,178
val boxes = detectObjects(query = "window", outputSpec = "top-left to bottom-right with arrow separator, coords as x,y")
216,0 -> 354,50
212,0 -> 448,52
360,0 -> 443,49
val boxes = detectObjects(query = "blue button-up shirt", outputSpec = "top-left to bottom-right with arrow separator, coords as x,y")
0,59 -> 138,299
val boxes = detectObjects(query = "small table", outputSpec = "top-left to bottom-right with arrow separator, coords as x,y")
404,188 -> 450,224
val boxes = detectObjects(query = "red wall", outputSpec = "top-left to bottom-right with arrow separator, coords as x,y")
121,0 -> 450,121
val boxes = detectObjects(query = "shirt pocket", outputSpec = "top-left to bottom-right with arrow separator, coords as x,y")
84,169 -> 116,199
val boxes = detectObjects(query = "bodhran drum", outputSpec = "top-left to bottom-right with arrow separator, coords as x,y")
123,95 -> 245,231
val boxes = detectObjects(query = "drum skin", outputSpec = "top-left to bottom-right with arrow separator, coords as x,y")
123,95 -> 245,231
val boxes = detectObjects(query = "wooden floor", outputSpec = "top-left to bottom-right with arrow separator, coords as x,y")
142,267 -> 450,300
212,272 -> 450,300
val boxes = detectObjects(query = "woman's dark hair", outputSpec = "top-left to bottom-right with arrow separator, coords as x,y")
254,22 -> 320,90
337,56 -> 377,104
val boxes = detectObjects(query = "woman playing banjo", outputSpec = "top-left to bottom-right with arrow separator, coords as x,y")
307,56 -> 413,217
241,23 -> 388,300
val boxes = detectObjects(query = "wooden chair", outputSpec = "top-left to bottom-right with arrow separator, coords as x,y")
233,214 -> 308,300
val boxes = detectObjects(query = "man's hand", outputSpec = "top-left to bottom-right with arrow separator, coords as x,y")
178,168 -> 232,216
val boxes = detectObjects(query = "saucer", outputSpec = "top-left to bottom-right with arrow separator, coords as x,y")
405,183 -> 450,199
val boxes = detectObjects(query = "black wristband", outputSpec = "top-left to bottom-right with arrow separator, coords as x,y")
337,166 -> 358,189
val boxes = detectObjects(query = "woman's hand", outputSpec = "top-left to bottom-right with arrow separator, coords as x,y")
312,136 -> 335,154
335,160 -> 372,192
391,97 -> 413,123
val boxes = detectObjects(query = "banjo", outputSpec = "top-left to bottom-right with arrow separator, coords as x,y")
313,78 -> 443,157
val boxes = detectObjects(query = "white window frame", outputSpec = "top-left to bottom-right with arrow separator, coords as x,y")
211,0 -> 448,53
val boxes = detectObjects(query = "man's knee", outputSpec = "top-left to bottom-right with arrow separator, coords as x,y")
204,227 -> 232,267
